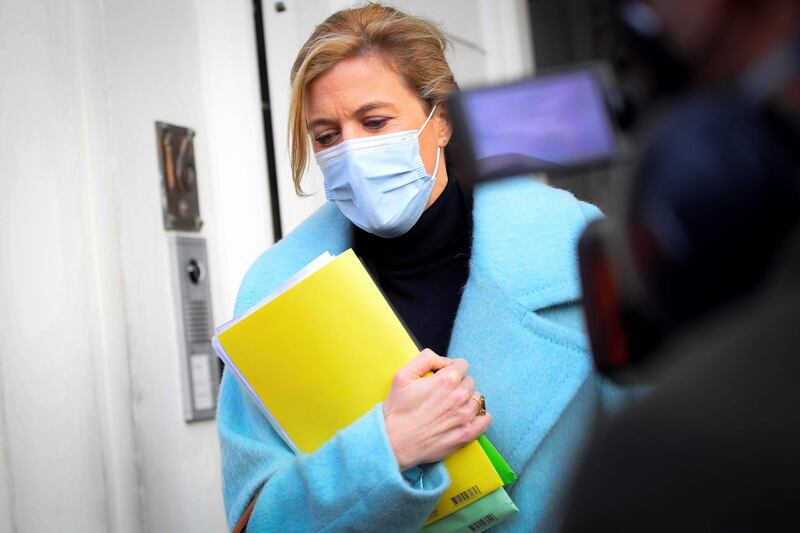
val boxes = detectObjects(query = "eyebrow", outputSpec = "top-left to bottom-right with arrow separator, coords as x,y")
307,101 -> 397,129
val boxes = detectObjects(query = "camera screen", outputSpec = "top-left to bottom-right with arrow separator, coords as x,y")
459,70 -> 617,177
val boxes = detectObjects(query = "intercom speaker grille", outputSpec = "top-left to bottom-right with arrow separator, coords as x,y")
184,299 -> 212,343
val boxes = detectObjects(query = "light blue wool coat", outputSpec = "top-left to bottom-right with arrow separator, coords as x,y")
218,177 -> 620,532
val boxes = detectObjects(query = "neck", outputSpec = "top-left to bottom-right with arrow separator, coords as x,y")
425,157 -> 449,209
353,169 -> 470,267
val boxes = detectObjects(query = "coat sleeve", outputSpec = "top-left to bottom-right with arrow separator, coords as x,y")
217,370 -> 450,532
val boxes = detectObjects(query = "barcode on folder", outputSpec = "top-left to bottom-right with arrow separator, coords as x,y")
468,513 -> 498,531
451,485 -> 481,506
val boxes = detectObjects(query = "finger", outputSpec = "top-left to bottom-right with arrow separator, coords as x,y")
454,388 -> 482,424
394,349 -> 452,385
472,411 -> 492,437
442,377 -> 477,417
458,377 -> 476,405
435,357 -> 469,386
441,411 -> 493,452
467,389 -> 483,416
462,411 -> 493,444
450,376 -> 475,411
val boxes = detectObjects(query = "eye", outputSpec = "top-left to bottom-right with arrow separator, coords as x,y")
363,117 -> 389,130
315,131 -> 338,147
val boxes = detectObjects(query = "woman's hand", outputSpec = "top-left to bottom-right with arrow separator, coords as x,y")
383,348 -> 492,470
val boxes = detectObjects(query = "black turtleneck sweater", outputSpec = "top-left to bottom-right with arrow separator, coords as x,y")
353,174 -> 472,356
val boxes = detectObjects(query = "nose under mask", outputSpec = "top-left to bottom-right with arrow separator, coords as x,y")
315,105 -> 441,238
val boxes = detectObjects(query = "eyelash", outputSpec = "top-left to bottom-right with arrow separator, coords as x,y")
364,117 -> 388,130
316,133 -> 336,146
314,117 -> 391,147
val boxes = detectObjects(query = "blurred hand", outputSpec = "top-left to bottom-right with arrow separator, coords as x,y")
383,348 -> 492,470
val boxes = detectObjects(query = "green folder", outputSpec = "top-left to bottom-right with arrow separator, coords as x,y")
420,438 -> 518,532
477,436 -> 516,486
421,487 -> 519,532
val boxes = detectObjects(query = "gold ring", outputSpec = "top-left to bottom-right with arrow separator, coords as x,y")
471,394 -> 486,416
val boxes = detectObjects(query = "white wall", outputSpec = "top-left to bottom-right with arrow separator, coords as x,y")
1,2 -> 125,531
0,0 -> 271,531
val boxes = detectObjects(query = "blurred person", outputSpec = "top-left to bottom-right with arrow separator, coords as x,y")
217,4 -> 614,532
562,0 -> 800,530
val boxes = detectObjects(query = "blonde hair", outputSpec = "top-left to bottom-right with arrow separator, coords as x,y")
288,2 -> 457,195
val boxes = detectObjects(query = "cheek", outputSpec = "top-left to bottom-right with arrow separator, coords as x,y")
417,129 -> 440,170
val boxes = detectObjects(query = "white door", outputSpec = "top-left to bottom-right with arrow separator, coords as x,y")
262,0 -> 534,235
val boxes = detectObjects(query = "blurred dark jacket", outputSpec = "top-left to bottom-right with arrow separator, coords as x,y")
561,228 -> 800,532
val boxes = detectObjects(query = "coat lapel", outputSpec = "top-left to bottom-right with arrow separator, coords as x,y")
449,177 -> 599,476
449,271 -> 595,476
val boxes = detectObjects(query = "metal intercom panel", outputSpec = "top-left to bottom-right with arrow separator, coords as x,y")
171,236 -> 219,422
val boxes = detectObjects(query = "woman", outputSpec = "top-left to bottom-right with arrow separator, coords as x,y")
219,4 -> 611,531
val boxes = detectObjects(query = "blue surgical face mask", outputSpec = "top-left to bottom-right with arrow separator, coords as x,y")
315,105 -> 441,238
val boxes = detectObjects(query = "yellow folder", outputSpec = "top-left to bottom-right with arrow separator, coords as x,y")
214,249 -> 503,525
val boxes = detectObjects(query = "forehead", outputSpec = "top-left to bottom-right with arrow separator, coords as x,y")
305,54 -> 422,117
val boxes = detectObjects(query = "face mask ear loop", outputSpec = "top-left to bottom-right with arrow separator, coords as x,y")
418,104 -> 441,180
417,104 -> 438,136
431,146 -> 442,180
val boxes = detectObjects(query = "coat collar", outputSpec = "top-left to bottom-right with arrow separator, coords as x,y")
234,177 -> 599,317
468,177 -> 597,311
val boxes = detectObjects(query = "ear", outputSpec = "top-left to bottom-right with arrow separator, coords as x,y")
434,105 -> 453,148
